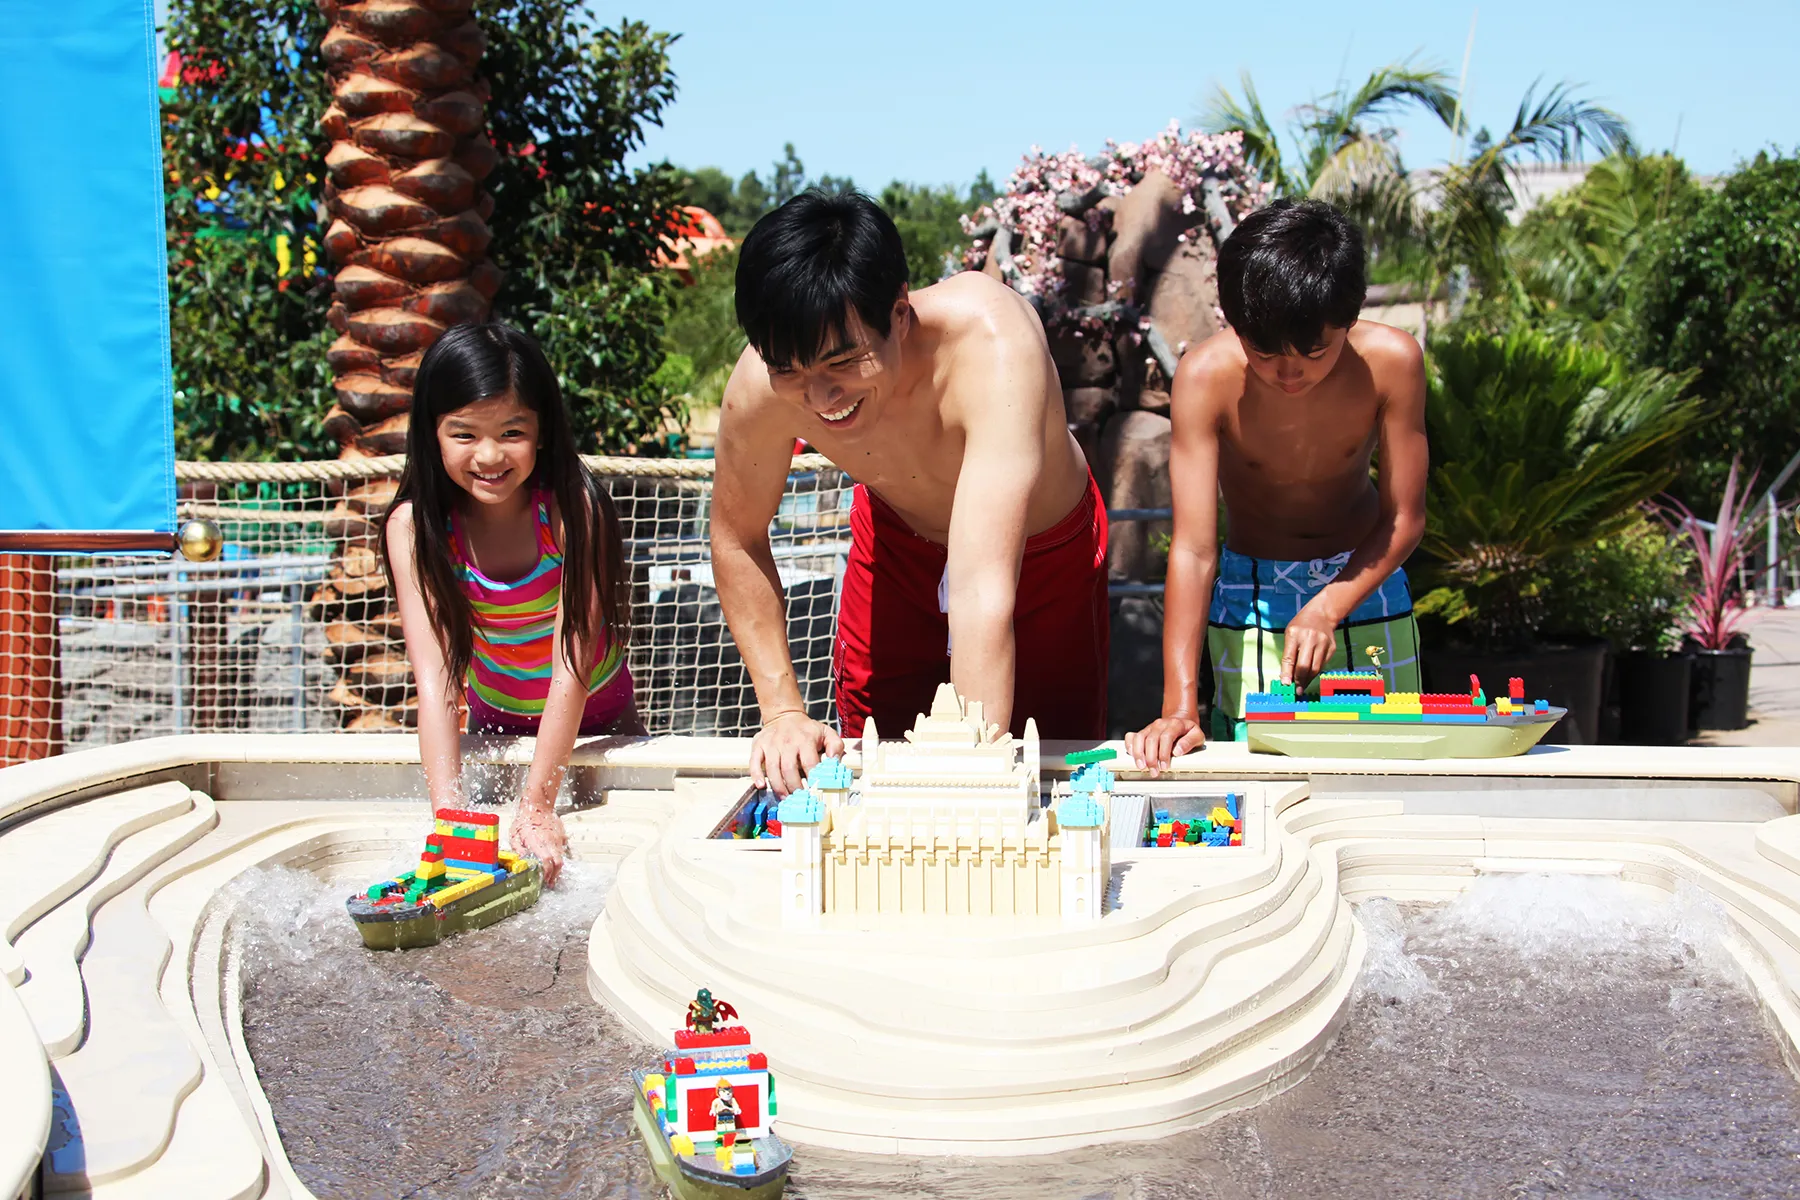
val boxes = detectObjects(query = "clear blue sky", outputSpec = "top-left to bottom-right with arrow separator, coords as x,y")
622,0 -> 1798,189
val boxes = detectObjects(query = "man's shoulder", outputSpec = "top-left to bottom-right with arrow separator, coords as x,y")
921,271 -> 1040,344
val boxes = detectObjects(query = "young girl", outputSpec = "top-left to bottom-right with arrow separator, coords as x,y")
382,322 -> 641,885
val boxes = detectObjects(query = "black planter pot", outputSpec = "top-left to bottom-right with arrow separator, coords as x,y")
1423,640 -> 1608,746
1616,652 -> 1693,745
1689,642 -> 1753,731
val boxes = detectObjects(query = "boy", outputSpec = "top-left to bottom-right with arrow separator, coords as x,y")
712,190 -> 1108,795
1126,199 -> 1429,770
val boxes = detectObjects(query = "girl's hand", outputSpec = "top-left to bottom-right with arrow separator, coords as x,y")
510,804 -> 568,887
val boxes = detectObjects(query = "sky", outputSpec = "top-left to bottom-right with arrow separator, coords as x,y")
622,0 -> 1800,189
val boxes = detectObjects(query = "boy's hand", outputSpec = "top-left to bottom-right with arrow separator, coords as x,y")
750,711 -> 844,796
510,805 -> 568,888
1126,714 -> 1207,775
1283,603 -> 1340,689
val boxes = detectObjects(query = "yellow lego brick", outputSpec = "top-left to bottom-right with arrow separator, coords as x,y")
498,851 -> 526,872
1295,710 -> 1359,721
425,873 -> 496,908
1209,806 -> 1235,827
671,1134 -> 695,1156
414,859 -> 447,880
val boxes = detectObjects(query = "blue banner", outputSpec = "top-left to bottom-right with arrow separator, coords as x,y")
0,0 -> 176,550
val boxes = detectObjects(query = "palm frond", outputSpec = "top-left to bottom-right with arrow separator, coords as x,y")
1200,71 -> 1289,193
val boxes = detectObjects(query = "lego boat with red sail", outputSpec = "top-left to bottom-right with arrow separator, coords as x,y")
1246,671 -> 1566,759
631,989 -> 793,1200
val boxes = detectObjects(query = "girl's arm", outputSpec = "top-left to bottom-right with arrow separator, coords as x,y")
387,504 -> 464,807
511,490 -> 622,885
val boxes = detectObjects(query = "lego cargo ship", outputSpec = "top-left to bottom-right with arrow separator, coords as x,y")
345,808 -> 542,950
1246,671 -> 1566,759
631,990 -> 793,1200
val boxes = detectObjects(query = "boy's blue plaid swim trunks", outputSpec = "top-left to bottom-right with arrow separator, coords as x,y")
1207,547 -> 1422,741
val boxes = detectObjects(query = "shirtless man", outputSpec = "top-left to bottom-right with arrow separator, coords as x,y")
1127,199 -> 1429,770
712,190 -> 1107,794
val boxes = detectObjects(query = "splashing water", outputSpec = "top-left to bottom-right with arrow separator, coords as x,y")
241,870 -> 1800,1199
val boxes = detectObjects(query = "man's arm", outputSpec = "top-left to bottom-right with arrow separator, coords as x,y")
942,309 -> 1051,732
710,354 -> 843,792
1283,333 -> 1429,685
1127,349 -> 1224,771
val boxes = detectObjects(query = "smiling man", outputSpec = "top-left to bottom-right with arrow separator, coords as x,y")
710,189 -> 1107,794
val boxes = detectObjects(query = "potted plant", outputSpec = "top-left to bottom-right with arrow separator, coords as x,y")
1660,458 -> 1760,731
1413,329 -> 1704,744
1539,513 -> 1693,743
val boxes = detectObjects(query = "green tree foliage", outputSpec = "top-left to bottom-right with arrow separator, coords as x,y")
1538,514 -> 1692,653
478,7 -> 685,451
1203,60 -> 1460,253
674,149 -> 995,287
1415,328 -> 1704,650
1636,150 -> 1800,503
162,0 -> 335,460
162,0 -> 684,459
660,245 -> 744,413
1503,153 -> 1701,348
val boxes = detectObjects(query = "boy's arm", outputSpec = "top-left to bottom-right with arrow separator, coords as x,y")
1127,351 -> 1222,771
943,326 -> 1047,734
1283,334 -> 1429,686
710,356 -> 844,794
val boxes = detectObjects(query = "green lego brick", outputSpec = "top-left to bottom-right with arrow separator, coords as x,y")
1064,747 -> 1119,766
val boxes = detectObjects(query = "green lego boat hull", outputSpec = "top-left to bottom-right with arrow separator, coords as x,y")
1247,711 -> 1567,759
344,860 -> 542,951
631,1069 -> 792,1200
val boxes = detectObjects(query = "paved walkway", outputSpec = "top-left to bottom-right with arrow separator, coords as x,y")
1692,608 -> 1800,746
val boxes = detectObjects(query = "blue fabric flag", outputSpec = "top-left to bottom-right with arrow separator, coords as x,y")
0,0 -> 176,550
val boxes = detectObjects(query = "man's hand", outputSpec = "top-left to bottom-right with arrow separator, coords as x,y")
1126,713 -> 1207,775
750,711 -> 844,796
510,804 -> 568,888
1283,601 -> 1340,689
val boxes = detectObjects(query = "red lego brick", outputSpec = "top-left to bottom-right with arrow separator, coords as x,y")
675,1027 -> 753,1050
747,1052 -> 767,1069
673,1057 -> 696,1075
1509,676 -> 1525,700
434,807 -> 500,826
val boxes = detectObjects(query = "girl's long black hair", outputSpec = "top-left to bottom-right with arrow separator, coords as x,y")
380,322 -> 628,691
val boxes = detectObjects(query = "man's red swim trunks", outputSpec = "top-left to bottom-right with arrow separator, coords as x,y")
834,472 -> 1109,740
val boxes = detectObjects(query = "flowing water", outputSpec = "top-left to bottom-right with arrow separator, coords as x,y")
240,868 -> 1800,1199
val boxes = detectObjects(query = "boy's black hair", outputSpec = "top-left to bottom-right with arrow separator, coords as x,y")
1216,198 -> 1366,355
735,188 -> 910,369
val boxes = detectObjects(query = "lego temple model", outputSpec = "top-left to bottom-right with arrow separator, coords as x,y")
776,685 -> 1109,926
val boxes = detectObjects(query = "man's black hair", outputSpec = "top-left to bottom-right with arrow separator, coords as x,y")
735,188 -> 909,369
1216,198 -> 1366,355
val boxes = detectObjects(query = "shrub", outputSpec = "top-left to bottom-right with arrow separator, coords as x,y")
1537,513 -> 1691,653
1636,151 -> 1800,503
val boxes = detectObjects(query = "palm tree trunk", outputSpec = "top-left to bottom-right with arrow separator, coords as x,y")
316,0 -> 499,729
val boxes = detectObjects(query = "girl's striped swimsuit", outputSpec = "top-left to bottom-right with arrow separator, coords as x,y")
450,488 -> 633,735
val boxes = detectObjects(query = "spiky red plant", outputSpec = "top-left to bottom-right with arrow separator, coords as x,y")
1659,458 -> 1762,651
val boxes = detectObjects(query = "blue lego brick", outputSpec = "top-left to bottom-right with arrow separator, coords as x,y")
1225,792 -> 1239,820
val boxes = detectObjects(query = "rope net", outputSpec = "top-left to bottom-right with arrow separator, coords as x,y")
0,457 -> 852,764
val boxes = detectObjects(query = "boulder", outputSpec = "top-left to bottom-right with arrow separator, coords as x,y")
1098,410 -> 1171,580
1061,261 -> 1107,306
1063,386 -> 1116,426
1055,214 -> 1109,265
1146,237 -> 1224,358
1107,595 -> 1166,738
1050,330 -> 1115,387
1104,170 -> 1188,302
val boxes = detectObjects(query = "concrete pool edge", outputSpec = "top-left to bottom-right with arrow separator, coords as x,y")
0,734 -> 1796,1196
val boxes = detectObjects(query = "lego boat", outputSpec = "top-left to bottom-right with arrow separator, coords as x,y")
1246,671 -> 1566,760
631,990 -> 793,1200
345,807 -> 542,950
